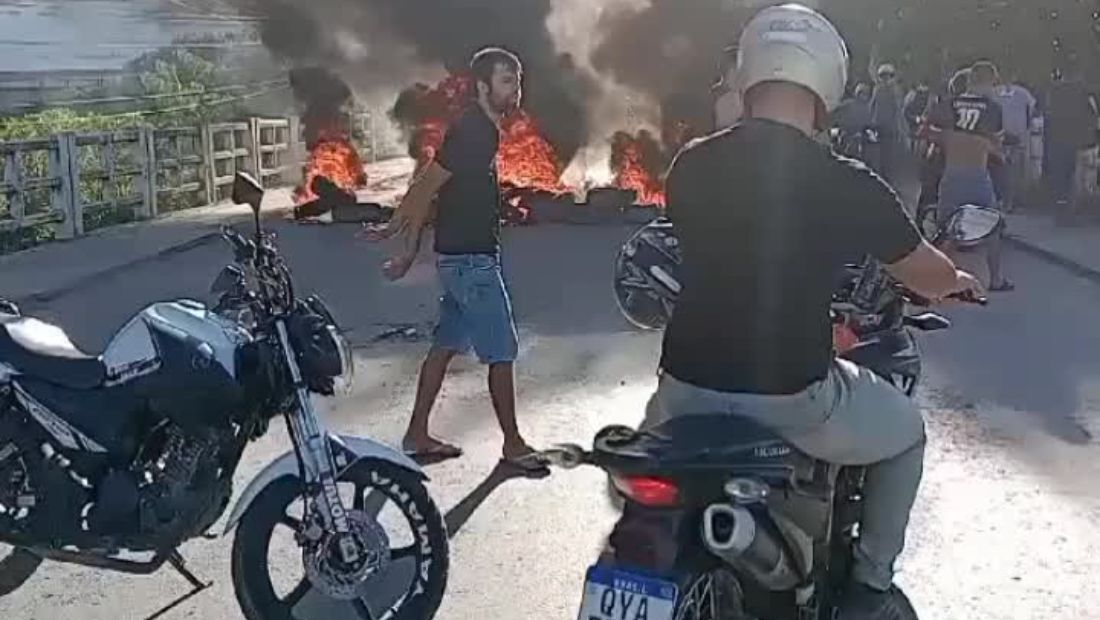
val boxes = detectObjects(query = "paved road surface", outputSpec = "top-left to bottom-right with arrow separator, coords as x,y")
1,223 -> 1097,619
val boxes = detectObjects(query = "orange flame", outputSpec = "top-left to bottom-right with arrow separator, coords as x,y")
610,131 -> 666,207
406,75 -> 474,170
498,110 -> 567,193
294,131 -> 367,204
402,74 -> 565,193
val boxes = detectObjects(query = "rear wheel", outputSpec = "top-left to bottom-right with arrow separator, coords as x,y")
0,546 -> 42,597
674,570 -> 746,620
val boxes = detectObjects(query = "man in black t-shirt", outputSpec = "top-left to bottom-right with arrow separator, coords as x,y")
372,48 -> 542,470
646,6 -> 983,618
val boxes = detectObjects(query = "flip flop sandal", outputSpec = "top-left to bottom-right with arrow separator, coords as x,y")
500,452 -> 551,473
403,442 -> 464,462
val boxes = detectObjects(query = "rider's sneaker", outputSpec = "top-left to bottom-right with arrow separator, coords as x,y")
836,583 -> 896,619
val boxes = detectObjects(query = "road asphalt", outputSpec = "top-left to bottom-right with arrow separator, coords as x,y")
1,222 -> 1097,620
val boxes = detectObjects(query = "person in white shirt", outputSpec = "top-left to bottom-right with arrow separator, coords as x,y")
994,78 -> 1036,210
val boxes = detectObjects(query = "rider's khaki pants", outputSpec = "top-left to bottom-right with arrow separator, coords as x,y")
643,359 -> 926,591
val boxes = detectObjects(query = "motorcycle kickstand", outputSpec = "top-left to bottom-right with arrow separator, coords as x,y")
143,552 -> 212,620
167,551 -> 210,593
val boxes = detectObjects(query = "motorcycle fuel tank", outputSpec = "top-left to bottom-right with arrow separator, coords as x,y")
102,300 -> 250,381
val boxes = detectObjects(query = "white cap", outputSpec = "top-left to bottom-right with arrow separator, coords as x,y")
735,3 -> 849,113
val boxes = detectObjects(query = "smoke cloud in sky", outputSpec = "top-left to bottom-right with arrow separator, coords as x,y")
227,0 -> 595,161
226,0 -> 816,159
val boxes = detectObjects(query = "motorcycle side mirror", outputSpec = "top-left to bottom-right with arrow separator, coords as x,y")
948,205 -> 1002,246
232,172 -> 265,238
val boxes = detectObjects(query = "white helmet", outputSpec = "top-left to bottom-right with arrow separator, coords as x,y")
735,3 -> 849,114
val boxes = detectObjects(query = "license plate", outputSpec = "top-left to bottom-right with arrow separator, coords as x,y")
578,565 -> 678,620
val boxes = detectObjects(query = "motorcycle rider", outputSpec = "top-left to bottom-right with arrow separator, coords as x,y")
643,4 -> 984,618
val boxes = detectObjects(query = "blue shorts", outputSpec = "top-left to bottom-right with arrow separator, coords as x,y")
433,253 -> 518,364
937,167 -> 997,223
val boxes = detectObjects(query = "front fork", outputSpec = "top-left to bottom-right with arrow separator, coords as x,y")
274,320 -> 359,560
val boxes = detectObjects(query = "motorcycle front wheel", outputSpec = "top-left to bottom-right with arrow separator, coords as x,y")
231,459 -> 448,620
0,545 -> 41,597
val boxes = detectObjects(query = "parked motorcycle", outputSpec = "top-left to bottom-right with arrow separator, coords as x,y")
550,219 -> 992,619
0,172 -> 448,620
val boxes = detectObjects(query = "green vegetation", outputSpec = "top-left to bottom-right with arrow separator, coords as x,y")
0,39 -> 271,253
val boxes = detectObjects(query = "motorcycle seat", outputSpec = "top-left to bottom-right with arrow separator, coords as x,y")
592,415 -> 818,476
0,316 -> 106,390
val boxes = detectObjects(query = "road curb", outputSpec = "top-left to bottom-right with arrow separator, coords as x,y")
1005,234 -> 1100,284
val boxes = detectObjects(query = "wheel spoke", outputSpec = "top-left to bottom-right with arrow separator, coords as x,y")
283,579 -> 311,609
357,490 -> 387,518
351,598 -> 376,620
279,514 -> 302,531
353,482 -> 367,510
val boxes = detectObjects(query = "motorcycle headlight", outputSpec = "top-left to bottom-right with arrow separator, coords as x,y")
288,305 -> 354,396
327,324 -> 355,395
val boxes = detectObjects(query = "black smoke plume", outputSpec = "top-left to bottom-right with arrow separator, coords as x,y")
591,0 -> 749,109
228,0 -> 594,162
288,67 -> 353,148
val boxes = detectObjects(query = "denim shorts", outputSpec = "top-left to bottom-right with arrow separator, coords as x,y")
937,167 -> 997,223
433,253 -> 518,364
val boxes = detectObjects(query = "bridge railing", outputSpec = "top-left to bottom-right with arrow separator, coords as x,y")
0,116 -> 302,243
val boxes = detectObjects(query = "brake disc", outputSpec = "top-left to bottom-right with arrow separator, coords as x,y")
303,510 -> 391,600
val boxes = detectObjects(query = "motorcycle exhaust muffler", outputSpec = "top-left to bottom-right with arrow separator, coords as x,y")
701,503 -> 799,590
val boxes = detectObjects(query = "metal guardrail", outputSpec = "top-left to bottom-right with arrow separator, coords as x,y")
0,137 -> 73,238
0,116 -> 301,239
0,109 -> 401,247
253,117 -> 293,186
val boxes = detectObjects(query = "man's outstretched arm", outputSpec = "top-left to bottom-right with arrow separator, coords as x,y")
379,161 -> 452,280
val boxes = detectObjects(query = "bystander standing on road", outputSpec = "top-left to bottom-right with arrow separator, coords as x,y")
994,75 -> 1037,211
903,80 -> 932,152
871,63 -> 905,182
1045,67 -> 1098,223
366,47 -> 545,471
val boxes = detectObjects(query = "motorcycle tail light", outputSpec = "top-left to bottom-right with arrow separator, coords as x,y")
611,475 -> 681,508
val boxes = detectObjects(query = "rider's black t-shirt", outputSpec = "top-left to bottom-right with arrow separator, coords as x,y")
930,93 -> 1003,139
660,119 -> 922,395
434,105 -> 502,255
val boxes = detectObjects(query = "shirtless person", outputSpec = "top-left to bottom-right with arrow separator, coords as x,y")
929,61 -> 1012,291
